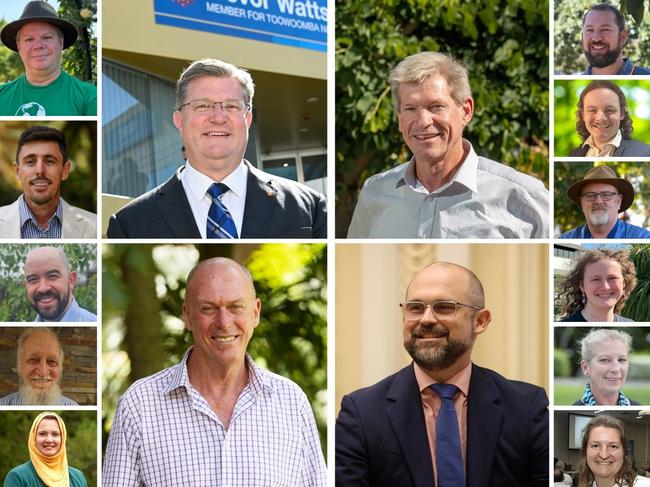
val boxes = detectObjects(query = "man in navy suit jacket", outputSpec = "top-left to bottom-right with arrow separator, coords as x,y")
335,263 -> 548,487
106,58 -> 326,239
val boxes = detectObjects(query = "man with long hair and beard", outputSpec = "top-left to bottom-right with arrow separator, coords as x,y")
0,327 -> 77,405
336,262 -> 549,487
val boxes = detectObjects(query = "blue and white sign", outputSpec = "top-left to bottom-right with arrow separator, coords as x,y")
153,0 -> 327,52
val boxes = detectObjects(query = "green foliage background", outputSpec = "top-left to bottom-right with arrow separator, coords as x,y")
102,244 -> 327,454
554,0 -> 650,74
0,411 -> 96,487
0,243 -> 96,321
0,120 -> 97,213
554,80 -> 650,156
336,0 -> 549,236
0,0 -> 97,84
623,244 -> 650,321
554,162 -> 650,235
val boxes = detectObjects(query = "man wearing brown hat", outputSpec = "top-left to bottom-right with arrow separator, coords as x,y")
0,1 -> 96,116
560,165 -> 650,238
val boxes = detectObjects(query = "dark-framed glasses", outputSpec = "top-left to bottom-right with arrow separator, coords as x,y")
177,99 -> 250,114
400,300 -> 482,319
580,191 -> 620,202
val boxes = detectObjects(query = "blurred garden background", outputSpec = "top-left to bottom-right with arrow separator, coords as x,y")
554,326 -> 650,405
0,120 -> 97,214
554,162 -> 650,236
102,243 -> 327,454
553,243 -> 650,322
0,0 -> 96,84
554,0 -> 650,74
0,243 -> 96,322
554,80 -> 650,156
336,0 -> 549,236
0,411 -> 96,487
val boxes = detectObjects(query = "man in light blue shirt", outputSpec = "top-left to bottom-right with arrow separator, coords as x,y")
560,165 -> 650,239
24,246 -> 96,322
0,327 -> 78,405
347,52 -> 549,238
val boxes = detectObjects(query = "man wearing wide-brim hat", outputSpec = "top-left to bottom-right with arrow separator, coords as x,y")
0,0 -> 96,116
559,165 -> 650,238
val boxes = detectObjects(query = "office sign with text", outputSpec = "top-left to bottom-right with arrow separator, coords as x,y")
154,0 -> 327,51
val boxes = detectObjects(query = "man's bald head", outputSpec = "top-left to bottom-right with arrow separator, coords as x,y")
185,257 -> 256,303
25,246 -> 71,273
406,262 -> 485,308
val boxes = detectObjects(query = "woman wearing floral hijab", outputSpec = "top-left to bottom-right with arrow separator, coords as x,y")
3,412 -> 87,487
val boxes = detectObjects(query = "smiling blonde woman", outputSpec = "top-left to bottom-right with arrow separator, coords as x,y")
3,412 -> 87,487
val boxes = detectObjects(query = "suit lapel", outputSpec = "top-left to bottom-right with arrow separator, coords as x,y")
156,168 -> 202,238
0,199 -> 21,238
466,364 -> 503,487
241,162 -> 278,238
385,365 -> 435,487
60,199 -> 81,237
614,142 -> 626,156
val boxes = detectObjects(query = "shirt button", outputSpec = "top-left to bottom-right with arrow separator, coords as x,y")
420,233 -> 426,238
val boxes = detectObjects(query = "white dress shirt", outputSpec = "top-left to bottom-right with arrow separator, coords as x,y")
180,161 -> 248,237
584,129 -> 622,157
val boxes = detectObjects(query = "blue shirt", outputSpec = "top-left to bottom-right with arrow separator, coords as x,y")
560,220 -> 650,239
583,58 -> 650,75
34,296 -> 97,322
19,195 -> 62,239
0,391 -> 78,405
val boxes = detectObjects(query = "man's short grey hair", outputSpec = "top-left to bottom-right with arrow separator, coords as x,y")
17,327 -> 64,365
580,328 -> 632,363
175,58 -> 255,110
388,52 -> 472,110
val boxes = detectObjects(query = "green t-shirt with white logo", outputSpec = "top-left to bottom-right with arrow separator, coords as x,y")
0,70 -> 97,116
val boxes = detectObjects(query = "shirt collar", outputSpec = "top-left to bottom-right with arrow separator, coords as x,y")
413,361 -> 472,398
585,58 -> 634,75
583,129 -> 622,150
163,347 -> 272,395
183,160 -> 248,202
401,139 -> 479,194
18,194 -> 62,228
35,296 -> 79,322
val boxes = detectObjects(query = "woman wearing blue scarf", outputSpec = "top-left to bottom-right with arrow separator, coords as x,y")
574,329 -> 638,406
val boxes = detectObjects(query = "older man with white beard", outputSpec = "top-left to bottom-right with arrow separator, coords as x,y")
560,165 -> 650,239
0,327 -> 77,405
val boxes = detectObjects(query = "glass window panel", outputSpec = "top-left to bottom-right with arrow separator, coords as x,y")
262,157 -> 298,181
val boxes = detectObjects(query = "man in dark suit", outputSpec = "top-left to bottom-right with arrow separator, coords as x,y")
569,80 -> 650,157
335,263 -> 548,487
106,58 -> 326,239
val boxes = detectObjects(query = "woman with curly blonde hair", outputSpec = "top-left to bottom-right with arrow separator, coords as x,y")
557,248 -> 636,322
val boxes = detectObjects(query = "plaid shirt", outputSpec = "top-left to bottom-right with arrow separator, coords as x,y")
103,349 -> 327,486
19,195 -> 62,238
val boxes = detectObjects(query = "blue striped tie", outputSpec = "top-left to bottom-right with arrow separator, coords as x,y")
206,183 -> 238,239
430,383 -> 465,487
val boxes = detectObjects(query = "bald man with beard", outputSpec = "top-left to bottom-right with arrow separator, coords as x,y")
336,262 -> 549,487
